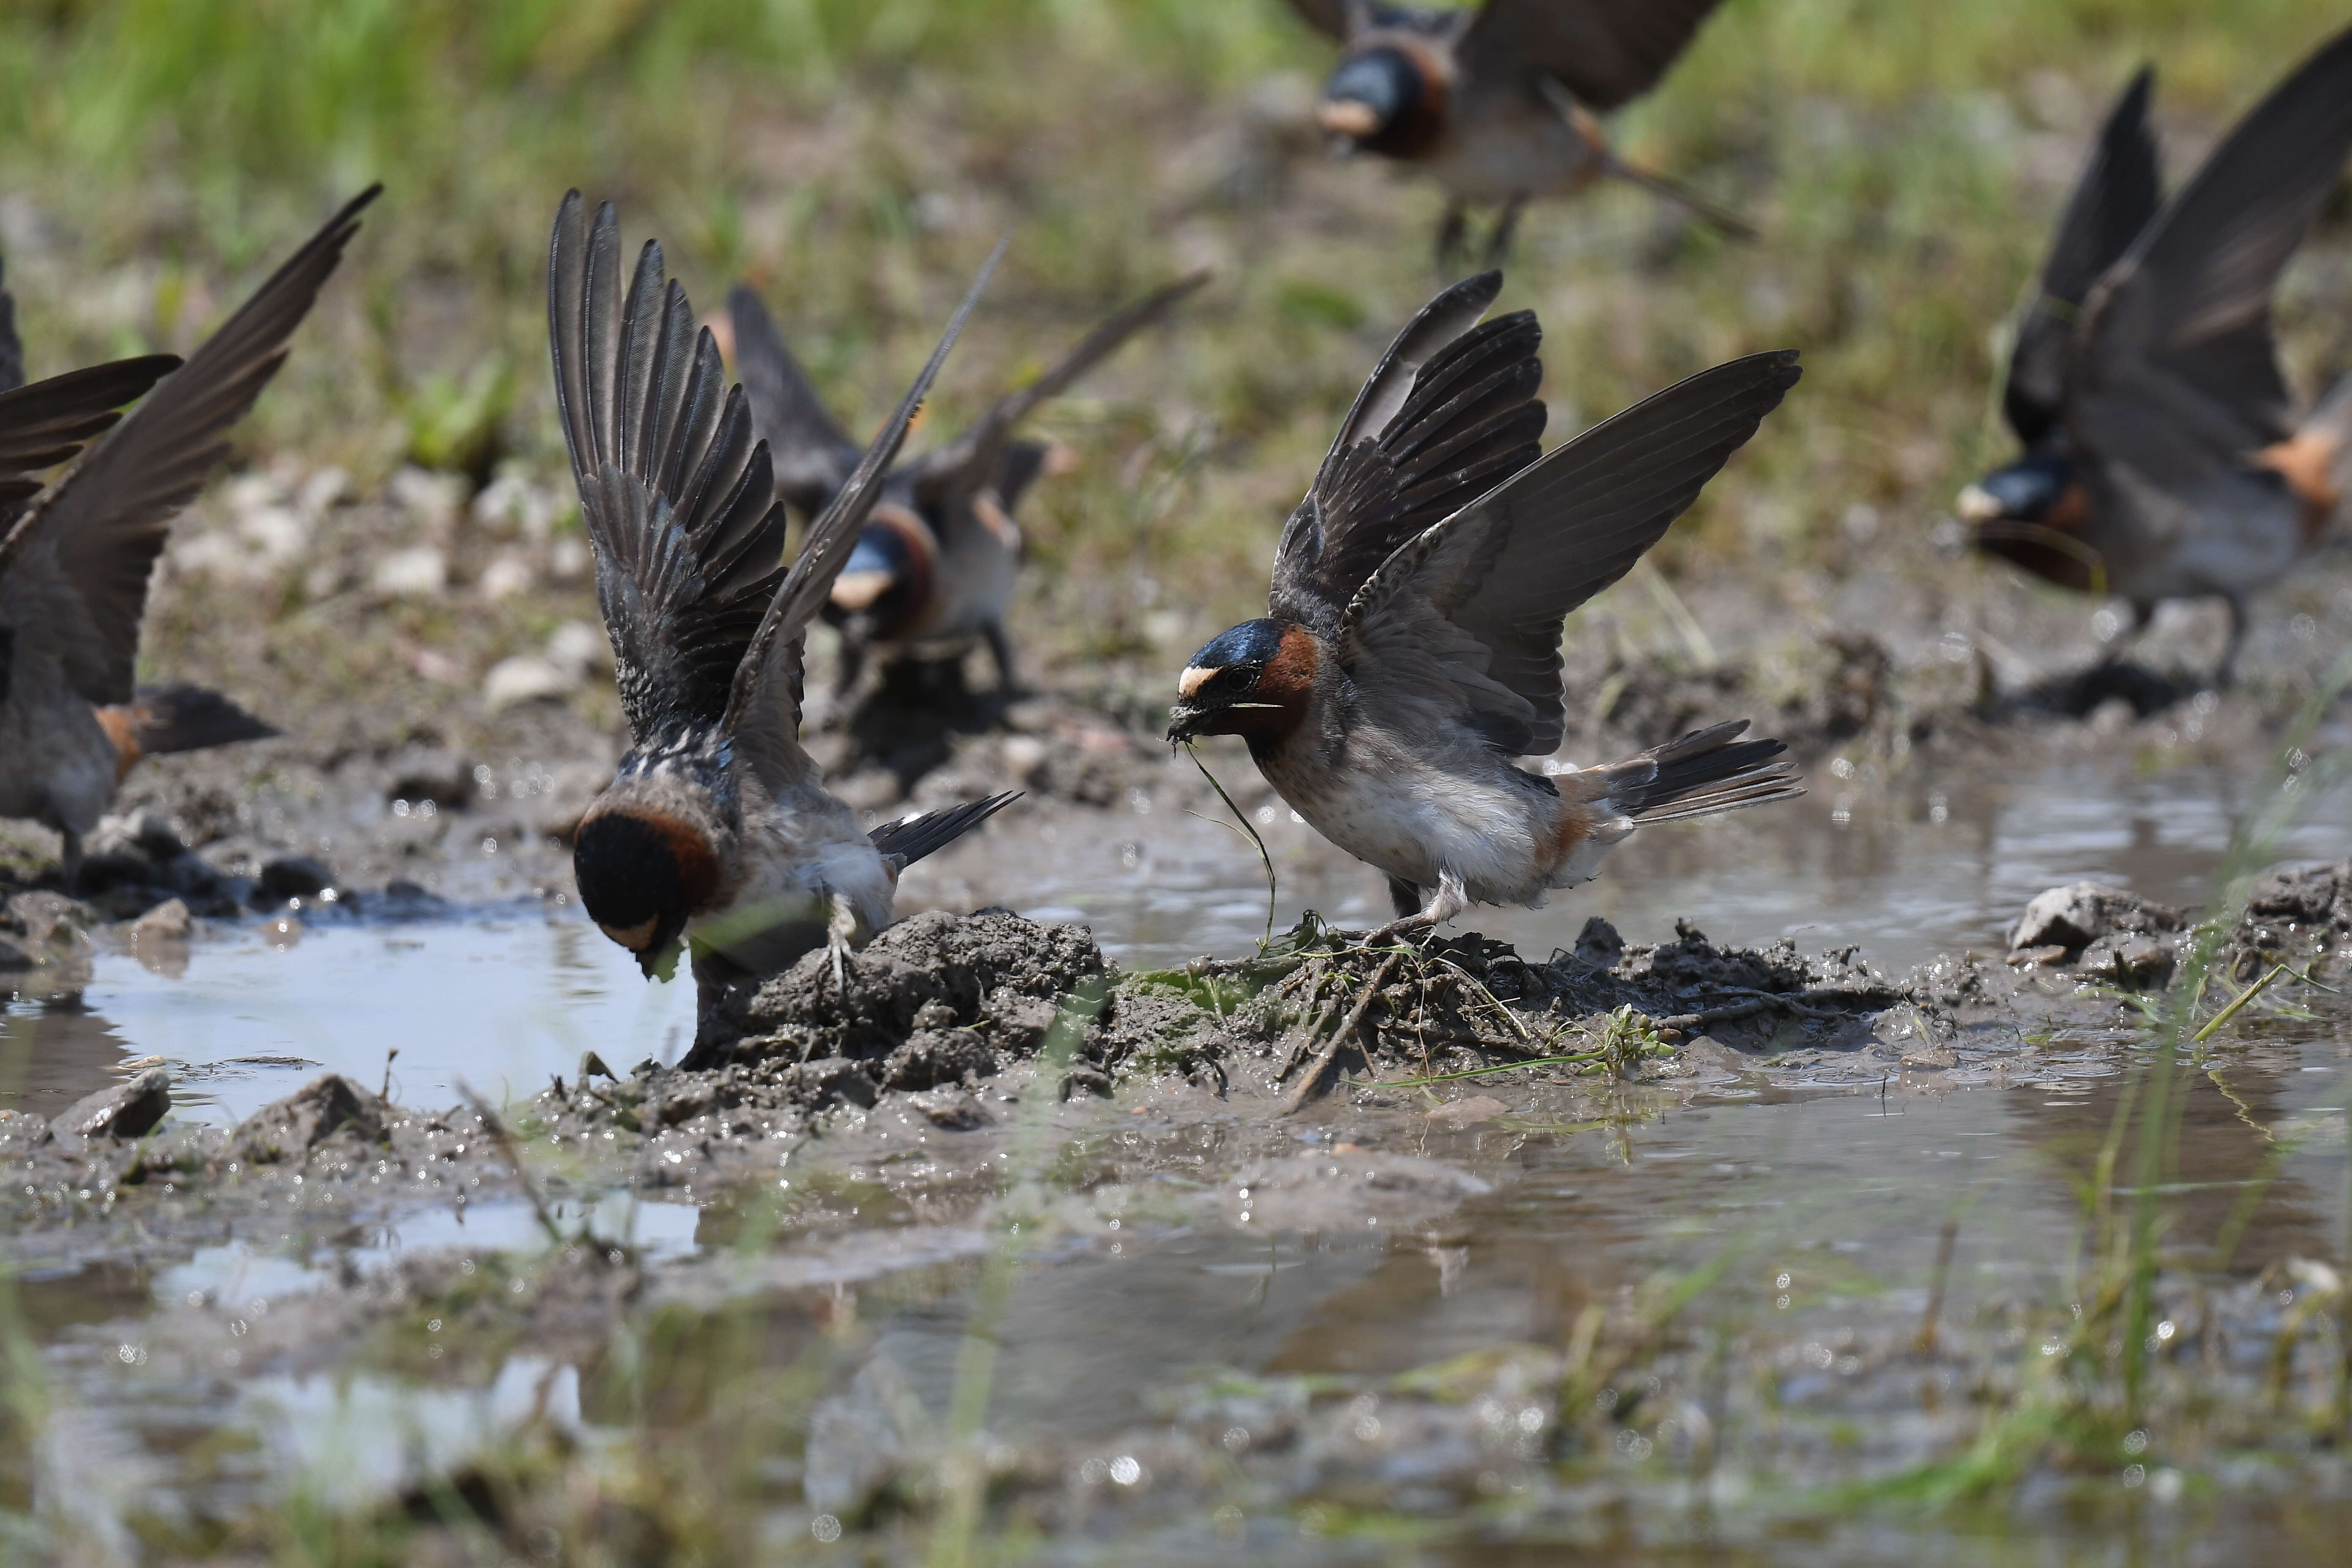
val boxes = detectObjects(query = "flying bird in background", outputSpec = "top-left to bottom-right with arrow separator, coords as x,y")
1169,270 -> 1800,939
1285,0 -> 1748,264
0,186 -> 378,883
1959,24 -> 2352,686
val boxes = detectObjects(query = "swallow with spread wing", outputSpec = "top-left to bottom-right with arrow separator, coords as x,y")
1285,0 -> 1749,264
1168,272 -> 1800,939
0,186 -> 377,884
727,270 -> 1206,695
547,195 -> 1019,1021
1959,24 -> 2352,684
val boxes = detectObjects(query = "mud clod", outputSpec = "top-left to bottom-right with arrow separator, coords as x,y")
708,909 -> 1108,1075
51,1067 -> 172,1145
232,1074 -> 387,1162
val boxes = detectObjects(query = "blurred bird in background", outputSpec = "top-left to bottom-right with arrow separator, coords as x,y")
727,270 -> 1207,697
1284,0 -> 1749,264
1960,23 -> 2352,686
0,186 -> 377,884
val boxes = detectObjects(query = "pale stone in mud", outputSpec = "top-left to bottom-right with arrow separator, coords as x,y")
2009,882 -> 2184,956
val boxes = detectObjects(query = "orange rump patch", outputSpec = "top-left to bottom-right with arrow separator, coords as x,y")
2257,430 -> 2341,545
95,705 -> 143,783
1538,800 -> 1598,879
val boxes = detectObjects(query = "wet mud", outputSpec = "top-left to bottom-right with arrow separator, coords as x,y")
5,581 -> 2352,1559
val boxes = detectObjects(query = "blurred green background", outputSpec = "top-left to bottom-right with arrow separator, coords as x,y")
1,0 -> 2347,720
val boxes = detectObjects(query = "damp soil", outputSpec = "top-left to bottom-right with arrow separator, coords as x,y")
4,591 -> 2352,1561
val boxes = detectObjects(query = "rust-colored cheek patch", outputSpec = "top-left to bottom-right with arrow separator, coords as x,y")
2046,480 -> 2089,533
1260,626 -> 1320,707
94,705 -> 142,782
2257,430 -> 2341,544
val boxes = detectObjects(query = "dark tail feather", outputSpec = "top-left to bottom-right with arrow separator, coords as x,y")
1609,720 -> 1802,823
125,683 -> 278,755
869,791 -> 1021,870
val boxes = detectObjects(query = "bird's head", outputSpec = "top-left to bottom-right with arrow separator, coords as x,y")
1168,618 -> 1317,745
1957,447 -> 2101,591
1315,45 -> 1441,155
572,800 -> 721,980
825,504 -> 934,640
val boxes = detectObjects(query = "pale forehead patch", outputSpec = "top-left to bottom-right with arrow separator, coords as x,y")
831,570 -> 893,611
1178,664 -> 1219,699
599,917 -> 659,951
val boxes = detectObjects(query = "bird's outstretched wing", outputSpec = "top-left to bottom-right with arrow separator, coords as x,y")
1459,0 -> 1729,110
2,186 -> 375,707
0,358 -> 179,510
721,238 -> 1004,779
548,193 -> 794,742
2072,23 -> 2352,474
726,284 -> 861,519
1343,350 -> 1799,757
2004,66 -> 2161,445
905,270 -> 1208,526
1269,270 -> 1542,628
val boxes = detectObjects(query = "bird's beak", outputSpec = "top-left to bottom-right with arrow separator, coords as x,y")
1955,483 -> 2004,524
1167,702 -> 1206,744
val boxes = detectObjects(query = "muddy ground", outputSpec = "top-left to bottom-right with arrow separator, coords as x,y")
5,542 -> 2352,1558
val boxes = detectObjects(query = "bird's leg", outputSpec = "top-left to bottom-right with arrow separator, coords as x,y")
1434,201 -> 1469,272
1483,196 -> 1529,267
58,828 -> 83,892
983,619 -> 1019,697
824,888 -> 861,991
1386,876 -> 1423,921
833,634 -> 867,701
1365,868 -> 1465,947
2213,595 -> 2249,689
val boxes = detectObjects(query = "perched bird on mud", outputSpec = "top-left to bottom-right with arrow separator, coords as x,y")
1284,0 -> 1748,264
1168,271 -> 1801,939
547,194 -> 1018,1010
727,270 -> 1207,695
0,186 -> 378,884
1958,25 -> 2352,685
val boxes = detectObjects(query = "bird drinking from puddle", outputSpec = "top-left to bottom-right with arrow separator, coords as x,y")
545,194 -> 1017,1023
0,187 -> 377,885
1957,24 -> 2352,686
1285,0 -> 1751,264
1168,270 -> 1802,942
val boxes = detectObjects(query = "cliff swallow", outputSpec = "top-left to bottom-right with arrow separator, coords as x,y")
547,194 -> 1019,1007
0,186 -> 378,883
728,270 -> 1206,694
1285,0 -> 1748,264
1169,271 -> 1800,937
1959,25 -> 2352,684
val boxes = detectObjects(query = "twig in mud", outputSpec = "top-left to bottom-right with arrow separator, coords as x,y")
1183,743 -> 1277,950
1280,951 -> 1403,1115
457,1082 -> 565,1247
380,1047 -> 398,1104
1654,991 -> 1862,1032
